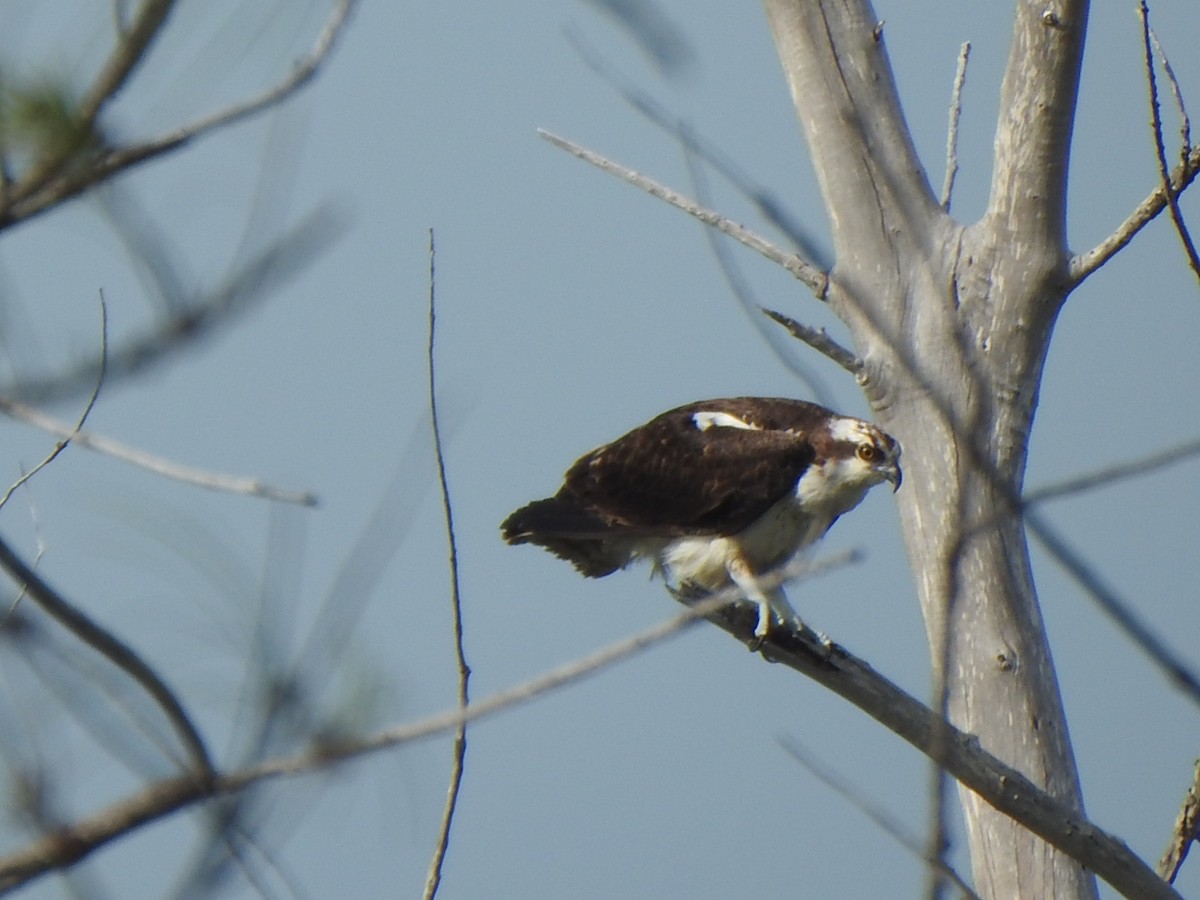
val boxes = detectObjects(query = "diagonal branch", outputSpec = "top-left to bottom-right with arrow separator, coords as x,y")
778,735 -> 981,900
0,395 -> 318,506
5,207 -> 341,406
537,129 -> 829,298
80,0 -> 176,122
0,535 -> 213,777
760,306 -> 862,375
1068,144 -> 1200,286
0,560 -> 1178,899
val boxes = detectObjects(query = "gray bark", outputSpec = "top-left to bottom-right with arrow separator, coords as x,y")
763,1 -> 1097,897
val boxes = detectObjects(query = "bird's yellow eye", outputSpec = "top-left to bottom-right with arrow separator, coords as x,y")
857,442 -> 878,463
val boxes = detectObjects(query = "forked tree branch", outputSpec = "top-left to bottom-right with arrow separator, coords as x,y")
1068,144 -> 1200,286
1138,2 -> 1200,285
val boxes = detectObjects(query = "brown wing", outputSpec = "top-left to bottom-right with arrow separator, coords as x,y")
558,398 -> 825,537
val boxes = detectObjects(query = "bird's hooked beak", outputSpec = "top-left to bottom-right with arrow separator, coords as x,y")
877,439 -> 902,492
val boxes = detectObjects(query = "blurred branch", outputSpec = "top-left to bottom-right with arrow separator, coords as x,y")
680,150 -> 836,406
538,129 -> 830,298
1138,2 -> 1200,285
0,535 -> 213,777
1024,509 -> 1200,703
1,0 -> 178,207
567,31 -> 827,266
5,206 -> 342,405
0,0 -> 357,229
81,0 -> 176,122
422,230 -> 471,900
777,735 -> 980,900
1022,436 -> 1200,506
581,0 -> 693,75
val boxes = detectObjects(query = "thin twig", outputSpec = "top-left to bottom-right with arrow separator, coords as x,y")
760,307 -> 862,375
0,396 -> 317,506
1139,2 -> 1200,285
0,534 -> 213,777
0,295 -> 108,512
778,736 -> 980,900
940,42 -> 971,211
1158,758 -> 1200,883
1149,29 -> 1192,168
422,230 -> 471,900
537,129 -> 830,299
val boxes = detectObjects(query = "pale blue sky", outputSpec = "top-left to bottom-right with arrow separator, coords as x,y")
0,1 -> 1197,897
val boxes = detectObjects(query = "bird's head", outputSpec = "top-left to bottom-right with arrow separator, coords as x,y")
795,417 -> 902,515
827,417 -> 902,492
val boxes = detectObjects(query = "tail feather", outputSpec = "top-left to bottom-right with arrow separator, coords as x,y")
501,496 -> 612,543
501,496 -> 630,578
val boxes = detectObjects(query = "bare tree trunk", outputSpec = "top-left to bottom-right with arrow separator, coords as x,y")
762,1 -> 1096,897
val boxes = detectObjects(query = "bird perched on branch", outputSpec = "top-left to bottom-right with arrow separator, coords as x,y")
502,397 -> 901,645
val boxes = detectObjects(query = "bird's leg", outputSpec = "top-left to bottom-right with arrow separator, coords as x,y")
726,557 -> 803,649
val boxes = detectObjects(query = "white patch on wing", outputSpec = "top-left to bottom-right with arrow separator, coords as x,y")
691,411 -> 761,431
828,416 -> 871,444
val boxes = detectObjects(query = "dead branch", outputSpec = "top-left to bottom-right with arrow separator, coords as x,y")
0,395 -> 318,506
422,229 -> 471,900
537,129 -> 829,298
941,42 -> 971,210
1138,2 -> 1200,285
760,307 -> 862,375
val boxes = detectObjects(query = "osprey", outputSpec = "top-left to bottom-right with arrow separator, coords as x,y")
501,397 -> 901,643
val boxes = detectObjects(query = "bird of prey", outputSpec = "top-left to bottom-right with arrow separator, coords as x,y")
501,397 -> 901,643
